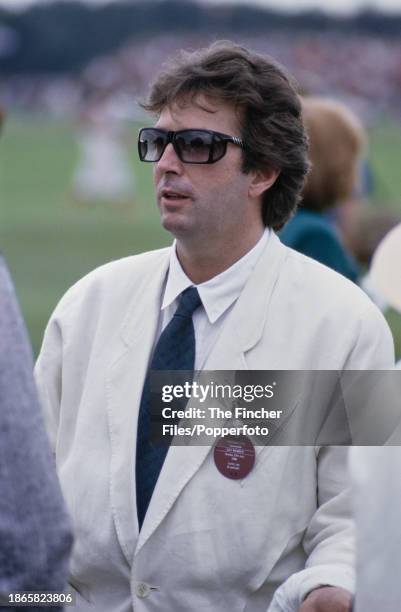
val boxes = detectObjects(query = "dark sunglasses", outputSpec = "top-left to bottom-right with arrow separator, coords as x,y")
138,128 -> 244,164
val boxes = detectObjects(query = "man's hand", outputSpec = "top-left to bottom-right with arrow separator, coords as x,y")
299,586 -> 352,612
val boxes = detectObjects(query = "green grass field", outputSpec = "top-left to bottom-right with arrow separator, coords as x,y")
1,114 -> 401,358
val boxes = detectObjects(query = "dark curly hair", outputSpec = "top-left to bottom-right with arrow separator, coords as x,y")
142,41 -> 310,230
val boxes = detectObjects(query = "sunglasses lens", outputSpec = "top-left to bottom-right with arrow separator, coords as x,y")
139,129 -> 167,161
209,135 -> 226,162
176,130 -> 214,163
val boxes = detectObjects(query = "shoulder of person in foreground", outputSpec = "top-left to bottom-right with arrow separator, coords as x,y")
0,256 -> 72,600
277,240 -> 395,369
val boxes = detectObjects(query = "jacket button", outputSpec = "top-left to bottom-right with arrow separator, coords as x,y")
136,582 -> 150,598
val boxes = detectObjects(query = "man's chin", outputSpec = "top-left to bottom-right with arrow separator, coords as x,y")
160,214 -> 192,237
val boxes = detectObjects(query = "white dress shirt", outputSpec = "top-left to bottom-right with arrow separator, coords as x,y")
158,229 -> 270,369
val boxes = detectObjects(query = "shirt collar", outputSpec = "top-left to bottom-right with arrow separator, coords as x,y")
162,229 -> 270,323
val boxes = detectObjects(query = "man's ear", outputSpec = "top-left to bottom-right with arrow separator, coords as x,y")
248,167 -> 280,199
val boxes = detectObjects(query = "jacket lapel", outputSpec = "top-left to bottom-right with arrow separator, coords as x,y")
105,249 -> 170,565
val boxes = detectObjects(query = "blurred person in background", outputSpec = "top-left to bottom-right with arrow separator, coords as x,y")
334,156 -> 401,276
280,96 -> 363,282
346,209 -> 400,268
364,222 -> 401,367
0,108 -> 72,608
71,94 -> 136,209
35,42 -> 394,612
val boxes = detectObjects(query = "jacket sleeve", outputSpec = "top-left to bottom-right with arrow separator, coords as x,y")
0,257 -> 72,602
266,301 -> 395,612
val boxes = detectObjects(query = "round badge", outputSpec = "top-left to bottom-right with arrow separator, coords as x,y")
213,435 -> 255,480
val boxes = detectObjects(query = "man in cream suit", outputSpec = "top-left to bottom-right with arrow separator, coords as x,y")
35,42 -> 394,612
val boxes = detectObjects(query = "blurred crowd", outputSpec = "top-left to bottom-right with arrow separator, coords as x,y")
0,32 -> 400,123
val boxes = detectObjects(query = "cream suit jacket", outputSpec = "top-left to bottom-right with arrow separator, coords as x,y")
35,233 -> 394,612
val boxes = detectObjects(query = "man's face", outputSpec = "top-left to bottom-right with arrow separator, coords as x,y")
153,95 -> 262,248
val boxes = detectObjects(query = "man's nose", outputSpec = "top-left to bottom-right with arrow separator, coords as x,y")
155,142 -> 183,174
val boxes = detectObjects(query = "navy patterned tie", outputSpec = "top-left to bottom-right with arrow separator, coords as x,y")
136,287 -> 202,529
